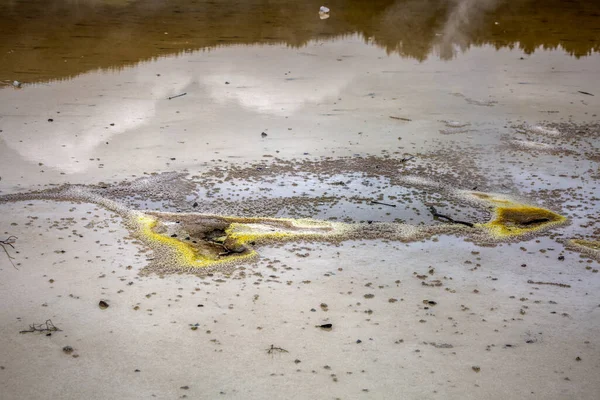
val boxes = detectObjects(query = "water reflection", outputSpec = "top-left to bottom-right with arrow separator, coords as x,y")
1,0 -> 598,83
1,36 -> 598,177
201,45 -> 358,115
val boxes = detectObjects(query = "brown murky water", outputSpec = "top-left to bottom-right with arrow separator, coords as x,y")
1,0 -> 599,83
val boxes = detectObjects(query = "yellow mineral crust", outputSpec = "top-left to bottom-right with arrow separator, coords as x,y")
135,214 -> 351,269
479,204 -> 566,238
224,218 -> 347,247
135,196 -> 567,269
136,214 -> 256,268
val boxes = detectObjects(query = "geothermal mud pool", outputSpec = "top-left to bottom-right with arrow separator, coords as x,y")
3,119 -> 599,275
1,1 -> 599,397
0,162 -> 578,276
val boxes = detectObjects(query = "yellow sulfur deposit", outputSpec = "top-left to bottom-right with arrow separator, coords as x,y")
479,204 -> 566,238
0,174 -> 573,273
136,214 -> 257,268
135,196 -> 567,270
135,214 -> 346,269
224,218 -> 342,247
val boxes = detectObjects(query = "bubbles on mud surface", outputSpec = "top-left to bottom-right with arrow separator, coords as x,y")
451,93 -> 497,107
500,121 -> 600,158
443,121 -> 471,128
508,139 -> 558,152
512,122 -> 599,144
567,239 -> 600,261
439,120 -> 471,135
518,125 -> 562,137
439,128 -> 470,135
100,172 -> 197,210
397,175 -> 443,189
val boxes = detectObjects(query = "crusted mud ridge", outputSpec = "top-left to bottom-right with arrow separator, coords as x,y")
0,170 -> 568,275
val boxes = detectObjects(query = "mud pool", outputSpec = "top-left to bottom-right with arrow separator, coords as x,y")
0,171 -> 570,273
0,1 -> 599,400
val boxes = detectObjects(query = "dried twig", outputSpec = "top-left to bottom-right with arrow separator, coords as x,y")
371,201 -> 396,208
168,92 -> 187,100
266,344 -> 288,355
19,319 -> 62,334
0,235 -> 18,269
527,280 -> 571,288
389,116 -> 412,121
429,206 -> 474,228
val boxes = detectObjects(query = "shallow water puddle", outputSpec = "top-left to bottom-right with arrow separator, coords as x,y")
0,172 -> 570,273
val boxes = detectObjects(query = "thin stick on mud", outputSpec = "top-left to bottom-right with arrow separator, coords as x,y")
266,344 -> 288,355
0,235 -> 18,269
168,92 -> 187,100
389,116 -> 412,121
371,201 -> 396,208
527,280 -> 571,288
429,206 -> 474,228
19,319 -> 62,334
